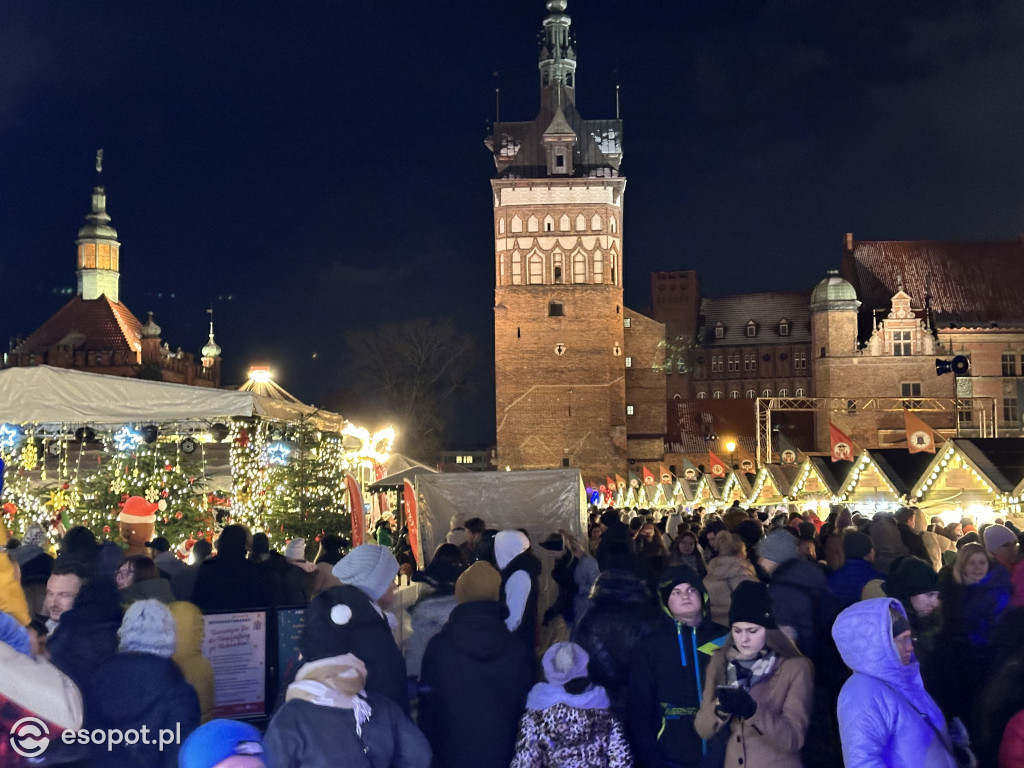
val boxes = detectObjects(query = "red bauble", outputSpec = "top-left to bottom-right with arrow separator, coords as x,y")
175,512 -> 183,520
103,525 -> 111,533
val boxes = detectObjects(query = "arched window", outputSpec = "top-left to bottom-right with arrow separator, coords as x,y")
729,390 -> 740,399
713,390 -> 723,399
544,215 -> 555,232
746,321 -> 757,338
559,214 -> 571,231
573,252 -> 587,283
779,388 -> 789,397
697,391 -> 707,399
593,252 -> 603,283
610,216 -> 617,233
511,253 -> 522,285
591,214 -> 602,230
746,390 -> 756,399
528,215 -> 539,232
511,215 -> 523,233
554,265 -> 563,283
762,388 -> 772,397
528,254 -> 543,284
498,218 -> 506,234
795,388 -> 806,397
576,213 -> 587,231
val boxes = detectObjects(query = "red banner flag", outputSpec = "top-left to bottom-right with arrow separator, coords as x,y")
904,410 -> 938,454
403,478 -> 419,566
708,451 -> 728,478
830,423 -> 855,462
346,474 -> 365,546
659,464 -> 673,484
615,473 -> 627,490
642,466 -> 656,486
606,475 -> 617,491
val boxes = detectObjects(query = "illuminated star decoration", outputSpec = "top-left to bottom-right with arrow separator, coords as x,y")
0,424 -> 20,452
113,426 -> 144,452
266,441 -> 292,466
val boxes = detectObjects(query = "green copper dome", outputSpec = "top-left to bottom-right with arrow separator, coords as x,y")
810,270 -> 860,312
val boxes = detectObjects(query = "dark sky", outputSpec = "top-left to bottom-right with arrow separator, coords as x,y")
3,1 -> 1023,447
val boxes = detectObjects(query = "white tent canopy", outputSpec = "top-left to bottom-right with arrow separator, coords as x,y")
0,366 -> 345,430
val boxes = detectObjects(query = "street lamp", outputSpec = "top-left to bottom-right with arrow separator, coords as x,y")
725,440 -> 737,469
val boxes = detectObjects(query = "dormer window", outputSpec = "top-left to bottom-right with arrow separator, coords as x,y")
779,319 -> 790,337
714,322 -> 725,339
746,321 -> 757,338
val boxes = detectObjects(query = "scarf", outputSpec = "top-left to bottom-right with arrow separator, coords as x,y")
724,648 -> 778,692
525,681 -> 611,711
286,653 -> 373,736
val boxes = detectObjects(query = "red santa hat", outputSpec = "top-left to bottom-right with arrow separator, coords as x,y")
118,496 -> 164,524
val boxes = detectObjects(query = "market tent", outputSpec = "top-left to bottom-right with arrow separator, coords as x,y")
0,365 -> 344,430
368,454 -> 438,492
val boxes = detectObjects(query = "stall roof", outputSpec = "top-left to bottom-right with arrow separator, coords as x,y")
0,365 -> 345,430
368,454 -> 438,491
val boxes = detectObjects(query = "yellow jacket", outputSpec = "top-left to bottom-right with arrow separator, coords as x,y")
0,526 -> 31,626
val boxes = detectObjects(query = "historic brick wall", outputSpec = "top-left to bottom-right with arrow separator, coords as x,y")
623,309 -> 667,461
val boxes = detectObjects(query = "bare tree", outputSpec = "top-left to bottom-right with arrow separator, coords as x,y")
345,319 -> 477,459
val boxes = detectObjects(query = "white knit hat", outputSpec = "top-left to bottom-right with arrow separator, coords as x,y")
331,544 -> 399,601
118,599 -> 177,658
284,538 -> 306,561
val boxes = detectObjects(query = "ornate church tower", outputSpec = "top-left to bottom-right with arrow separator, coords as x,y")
76,150 -> 121,303
488,0 -> 627,477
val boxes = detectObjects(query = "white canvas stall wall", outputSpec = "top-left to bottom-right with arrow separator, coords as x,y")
414,468 -> 586,566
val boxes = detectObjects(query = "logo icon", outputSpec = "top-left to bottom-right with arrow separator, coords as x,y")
10,717 -> 50,758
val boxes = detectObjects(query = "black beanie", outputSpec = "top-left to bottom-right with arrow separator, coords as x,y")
299,585 -> 383,662
885,557 -> 937,603
842,531 -> 873,561
728,580 -> 777,628
658,565 -> 705,611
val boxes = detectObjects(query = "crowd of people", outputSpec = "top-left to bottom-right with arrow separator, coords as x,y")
4,500 -> 1024,766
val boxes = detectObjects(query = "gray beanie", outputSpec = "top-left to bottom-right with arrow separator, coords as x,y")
118,599 -> 177,658
758,529 -> 800,565
331,544 -> 399,601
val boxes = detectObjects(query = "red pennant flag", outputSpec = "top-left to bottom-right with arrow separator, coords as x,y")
346,474 -> 366,546
708,451 -> 728,478
830,423 -> 855,462
904,410 -> 938,454
659,464 -> 673,484
403,478 -> 419,566
642,466 -> 656,486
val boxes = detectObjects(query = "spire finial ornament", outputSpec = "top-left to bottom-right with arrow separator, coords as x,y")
201,305 -> 222,366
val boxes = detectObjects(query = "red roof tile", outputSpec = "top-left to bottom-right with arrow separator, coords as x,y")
14,296 -> 142,354
842,240 -> 1024,327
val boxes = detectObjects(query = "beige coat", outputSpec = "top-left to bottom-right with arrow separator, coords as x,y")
703,556 -> 758,627
695,634 -> 814,768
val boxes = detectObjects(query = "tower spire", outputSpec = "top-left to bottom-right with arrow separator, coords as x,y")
539,0 -> 576,108
201,305 -> 222,367
76,150 -> 121,302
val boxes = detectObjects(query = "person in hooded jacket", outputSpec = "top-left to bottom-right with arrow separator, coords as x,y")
47,574 -> 121,693
572,569 -> 663,717
626,564 -> 729,768
169,601 -> 215,722
510,641 -> 632,768
418,561 -> 534,768
695,581 -> 814,768
191,525 -> 267,611
833,598 -> 963,768
264,587 -> 430,768
84,599 -> 200,767
495,529 -> 542,649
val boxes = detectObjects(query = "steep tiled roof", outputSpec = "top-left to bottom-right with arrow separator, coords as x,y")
14,296 -> 142,354
698,290 -> 812,346
489,98 -> 622,179
842,240 -> 1024,327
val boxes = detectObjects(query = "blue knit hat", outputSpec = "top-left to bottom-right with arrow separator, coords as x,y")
179,719 -> 264,768
331,544 -> 399,601
0,611 -> 30,656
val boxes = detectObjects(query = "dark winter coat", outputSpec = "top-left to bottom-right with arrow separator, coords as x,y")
48,577 -> 121,692
255,552 -> 311,606
572,570 -> 662,713
769,558 -> 839,664
626,608 -> 728,768
826,557 -> 884,609
265,695 -> 431,768
499,549 -> 542,650
83,651 -> 200,768
596,522 -> 638,573
418,600 -> 534,768
190,553 -> 267,611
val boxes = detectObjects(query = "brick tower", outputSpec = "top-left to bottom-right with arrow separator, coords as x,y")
487,0 -> 628,477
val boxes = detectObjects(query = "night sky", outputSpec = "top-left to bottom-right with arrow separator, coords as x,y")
3,1 -> 1023,448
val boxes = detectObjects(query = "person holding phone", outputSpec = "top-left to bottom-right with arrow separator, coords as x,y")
695,580 -> 813,767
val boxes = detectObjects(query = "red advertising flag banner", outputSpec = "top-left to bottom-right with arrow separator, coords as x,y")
708,451 -> 728,478
403,478 -> 420,566
606,475 -> 617,491
659,464 -> 673,484
346,474 -> 365,546
615,474 -> 627,490
904,410 -> 938,454
830,423 -> 855,462
642,466 -> 656,486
